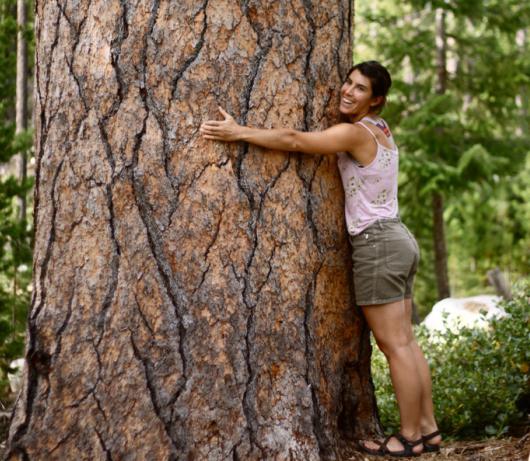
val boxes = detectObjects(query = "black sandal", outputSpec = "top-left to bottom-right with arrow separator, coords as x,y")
358,433 -> 423,458
422,429 -> 441,452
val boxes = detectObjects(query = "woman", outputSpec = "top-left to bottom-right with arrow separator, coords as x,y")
200,60 -> 441,458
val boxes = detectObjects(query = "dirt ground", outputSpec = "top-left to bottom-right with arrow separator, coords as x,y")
340,434 -> 530,461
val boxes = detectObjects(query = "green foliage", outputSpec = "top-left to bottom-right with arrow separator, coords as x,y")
356,0 -> 530,315
0,174 -> 33,395
447,150 -> 530,296
372,280 -> 530,438
0,0 -> 35,397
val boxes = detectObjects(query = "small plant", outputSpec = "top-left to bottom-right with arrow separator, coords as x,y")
371,279 -> 530,438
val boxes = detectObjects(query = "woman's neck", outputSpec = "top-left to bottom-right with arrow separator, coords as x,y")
350,110 -> 377,123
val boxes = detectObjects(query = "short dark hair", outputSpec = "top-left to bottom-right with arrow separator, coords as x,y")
346,61 -> 392,114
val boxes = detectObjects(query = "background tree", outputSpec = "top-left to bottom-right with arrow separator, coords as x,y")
6,1 -> 382,459
15,0 -> 28,222
430,6 -> 451,300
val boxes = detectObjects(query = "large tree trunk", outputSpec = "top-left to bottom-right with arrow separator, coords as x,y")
15,0 -> 28,222
433,7 -> 451,300
7,1 -> 380,459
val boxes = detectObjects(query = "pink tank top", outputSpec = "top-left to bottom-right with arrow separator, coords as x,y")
337,116 -> 399,236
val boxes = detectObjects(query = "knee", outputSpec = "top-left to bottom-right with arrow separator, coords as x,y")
374,334 -> 413,358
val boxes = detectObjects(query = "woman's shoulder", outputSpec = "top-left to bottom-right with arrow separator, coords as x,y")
326,122 -> 374,146
362,115 -> 391,132
332,121 -> 376,139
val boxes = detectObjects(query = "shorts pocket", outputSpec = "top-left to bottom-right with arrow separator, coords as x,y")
384,239 -> 416,272
352,239 -> 382,304
353,240 -> 379,272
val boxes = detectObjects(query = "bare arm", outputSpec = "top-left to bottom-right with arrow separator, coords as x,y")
200,107 -> 364,157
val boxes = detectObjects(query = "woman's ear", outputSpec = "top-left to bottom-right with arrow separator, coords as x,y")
370,95 -> 385,109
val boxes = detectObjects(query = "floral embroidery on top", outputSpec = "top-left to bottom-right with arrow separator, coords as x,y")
347,175 -> 365,198
377,149 -> 393,169
371,189 -> 389,205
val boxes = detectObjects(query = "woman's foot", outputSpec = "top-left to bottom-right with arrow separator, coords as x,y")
359,433 -> 423,457
422,429 -> 442,452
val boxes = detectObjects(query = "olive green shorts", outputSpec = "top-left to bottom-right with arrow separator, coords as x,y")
349,218 -> 420,306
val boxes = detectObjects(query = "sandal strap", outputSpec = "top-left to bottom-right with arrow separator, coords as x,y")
359,436 -> 394,456
393,432 -> 424,456
423,429 -> 441,441
395,433 -> 423,447
409,437 -> 424,447
380,434 -> 395,451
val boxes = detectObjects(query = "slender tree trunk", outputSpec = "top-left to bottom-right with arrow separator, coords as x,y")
15,0 -> 28,222
434,9 -> 447,95
432,8 -> 451,300
487,267 -> 512,300
432,192 -> 450,300
7,1 -> 380,460
515,28 -> 528,136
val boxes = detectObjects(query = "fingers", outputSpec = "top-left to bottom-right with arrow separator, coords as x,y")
199,125 -> 218,137
200,107 -> 235,141
201,121 -> 222,128
199,124 -> 225,141
218,106 -> 232,119
200,123 -> 222,137
200,122 -> 222,132
199,127 -> 217,137
201,107 -> 233,125
201,131 -> 225,141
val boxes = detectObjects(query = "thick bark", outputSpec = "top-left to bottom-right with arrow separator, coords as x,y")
433,8 -> 450,300
7,1 -> 380,460
15,0 -> 28,221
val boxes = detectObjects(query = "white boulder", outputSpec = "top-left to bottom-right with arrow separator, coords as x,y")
7,358 -> 25,395
422,295 -> 507,334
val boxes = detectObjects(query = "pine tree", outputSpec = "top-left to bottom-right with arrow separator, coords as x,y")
6,1 -> 382,459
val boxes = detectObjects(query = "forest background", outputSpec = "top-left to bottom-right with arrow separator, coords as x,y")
0,0 -> 528,442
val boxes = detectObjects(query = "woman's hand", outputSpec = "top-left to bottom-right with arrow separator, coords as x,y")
200,107 -> 242,142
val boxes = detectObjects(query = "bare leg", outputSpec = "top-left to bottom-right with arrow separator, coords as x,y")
404,299 -> 442,447
360,299 -> 423,455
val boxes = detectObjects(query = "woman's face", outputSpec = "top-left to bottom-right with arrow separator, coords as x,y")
339,69 -> 381,118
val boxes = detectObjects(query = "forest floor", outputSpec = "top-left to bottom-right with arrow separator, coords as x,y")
0,409 -> 528,459
340,434 -> 530,461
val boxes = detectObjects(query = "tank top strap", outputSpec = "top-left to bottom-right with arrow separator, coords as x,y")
355,121 -> 379,143
359,116 -> 397,150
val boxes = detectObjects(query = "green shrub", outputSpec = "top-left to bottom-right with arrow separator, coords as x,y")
371,279 -> 530,438
0,181 -> 32,400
